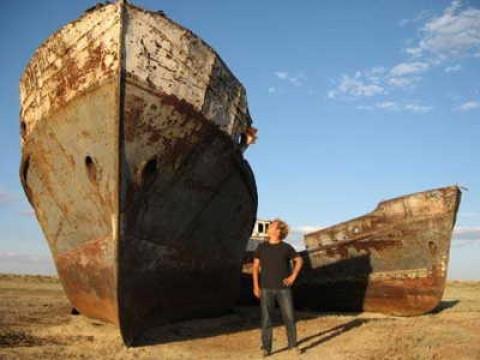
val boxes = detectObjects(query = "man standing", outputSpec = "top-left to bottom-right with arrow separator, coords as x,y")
253,218 -> 303,356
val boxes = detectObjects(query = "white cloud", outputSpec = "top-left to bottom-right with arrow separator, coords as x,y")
452,225 -> 480,249
356,101 -> 433,113
399,18 -> 410,27
387,76 -> 419,88
292,225 -> 323,234
328,1 -> 479,110
328,62 -> 426,101
363,71 -> 383,84
356,105 -> 374,111
367,66 -> 387,76
274,71 -> 288,80
286,225 -> 323,250
417,0 -> 480,59
453,226 -> 480,241
404,103 -> 433,113
444,64 -> 462,72
289,74 -> 305,87
405,47 -> 423,57
376,101 -> 399,110
329,74 -> 385,99
399,9 -> 435,29
390,62 -> 430,76
274,71 -> 306,87
267,86 -> 276,94
456,100 -> 480,111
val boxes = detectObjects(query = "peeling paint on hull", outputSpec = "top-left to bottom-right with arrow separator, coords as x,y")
19,2 -> 257,346
241,186 -> 461,316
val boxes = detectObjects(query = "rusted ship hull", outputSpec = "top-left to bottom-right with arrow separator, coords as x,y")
19,2 -> 257,345
241,186 -> 461,316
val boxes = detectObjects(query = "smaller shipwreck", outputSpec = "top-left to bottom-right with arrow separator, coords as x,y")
241,185 -> 461,316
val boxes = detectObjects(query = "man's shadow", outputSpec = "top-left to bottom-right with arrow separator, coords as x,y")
299,318 -> 367,354
268,318 -> 367,356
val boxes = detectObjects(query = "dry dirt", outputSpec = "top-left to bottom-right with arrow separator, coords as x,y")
0,274 -> 479,360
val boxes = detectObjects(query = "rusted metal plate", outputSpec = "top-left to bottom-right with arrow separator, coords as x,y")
20,4 -> 121,136
56,236 -> 118,324
118,81 -> 257,344
19,76 -> 120,325
19,1 -> 257,346
241,186 -> 461,316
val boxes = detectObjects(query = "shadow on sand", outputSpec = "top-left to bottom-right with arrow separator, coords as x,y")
239,254 -> 373,312
267,319 -> 368,356
297,318 -> 367,354
134,306 -> 321,347
429,300 -> 460,314
134,254 -> 373,347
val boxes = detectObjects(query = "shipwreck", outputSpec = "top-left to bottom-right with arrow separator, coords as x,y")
241,186 -> 461,316
19,0 -> 257,345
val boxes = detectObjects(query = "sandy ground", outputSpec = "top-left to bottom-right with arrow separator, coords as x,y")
0,274 -> 479,360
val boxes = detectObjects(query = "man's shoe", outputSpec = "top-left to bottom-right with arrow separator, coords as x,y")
262,349 -> 271,357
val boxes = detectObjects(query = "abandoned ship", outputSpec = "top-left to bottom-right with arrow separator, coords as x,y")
19,0 -> 257,345
242,186 -> 461,316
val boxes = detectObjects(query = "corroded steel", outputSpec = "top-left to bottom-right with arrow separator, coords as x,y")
241,186 -> 461,316
19,1 -> 257,345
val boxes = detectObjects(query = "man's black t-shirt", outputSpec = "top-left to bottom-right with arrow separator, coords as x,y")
253,241 -> 298,289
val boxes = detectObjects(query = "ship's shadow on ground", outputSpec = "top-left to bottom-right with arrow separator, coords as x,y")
293,253 -> 372,312
136,306 -> 320,347
134,255 -> 373,347
430,299 -> 460,313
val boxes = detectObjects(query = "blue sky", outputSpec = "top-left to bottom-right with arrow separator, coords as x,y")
0,0 -> 479,279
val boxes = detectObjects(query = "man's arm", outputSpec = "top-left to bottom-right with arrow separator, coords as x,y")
283,255 -> 303,287
252,258 -> 261,298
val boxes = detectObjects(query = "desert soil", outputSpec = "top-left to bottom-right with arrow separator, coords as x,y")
0,274 -> 479,360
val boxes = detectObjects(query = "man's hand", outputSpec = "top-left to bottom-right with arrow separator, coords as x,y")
283,275 -> 296,287
253,286 -> 261,299
283,256 -> 303,287
252,258 -> 261,299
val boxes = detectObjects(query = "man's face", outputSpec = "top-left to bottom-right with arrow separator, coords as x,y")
267,221 -> 282,240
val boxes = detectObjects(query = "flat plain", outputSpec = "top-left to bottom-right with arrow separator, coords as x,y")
0,274 -> 479,359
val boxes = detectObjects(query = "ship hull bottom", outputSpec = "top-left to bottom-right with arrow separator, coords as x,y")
119,258 -> 242,345
294,268 -> 444,316
56,237 -> 118,324
239,259 -> 443,316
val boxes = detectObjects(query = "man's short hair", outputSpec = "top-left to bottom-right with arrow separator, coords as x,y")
272,218 -> 289,240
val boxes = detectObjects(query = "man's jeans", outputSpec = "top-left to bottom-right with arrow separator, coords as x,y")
260,288 -> 297,351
